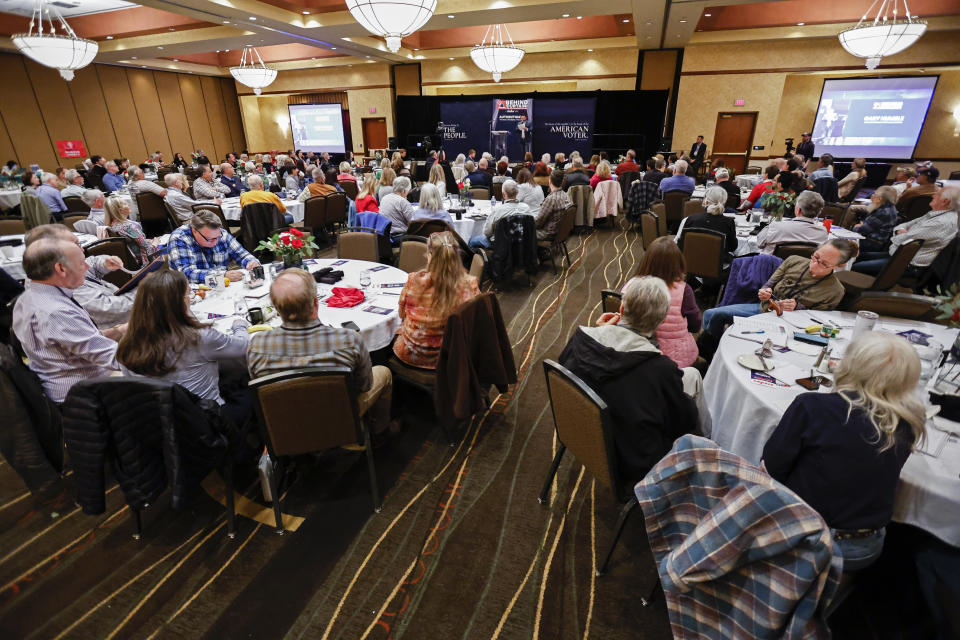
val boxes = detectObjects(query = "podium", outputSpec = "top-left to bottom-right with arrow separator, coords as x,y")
490,130 -> 509,159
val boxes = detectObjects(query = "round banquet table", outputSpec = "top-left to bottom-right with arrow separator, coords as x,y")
444,197 -> 491,242
703,310 -> 960,547
0,189 -> 22,211
191,258 -> 405,352
736,174 -> 764,189
1,232 -> 98,280
219,197 -> 305,224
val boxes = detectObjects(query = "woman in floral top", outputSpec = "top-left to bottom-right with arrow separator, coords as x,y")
393,231 -> 480,369
104,197 -> 155,264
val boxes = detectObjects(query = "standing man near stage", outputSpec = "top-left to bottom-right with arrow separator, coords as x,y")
689,135 -> 707,174
517,114 -> 532,155
796,132 -> 815,161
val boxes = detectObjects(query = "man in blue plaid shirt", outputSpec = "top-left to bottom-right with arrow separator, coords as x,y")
168,211 -> 260,283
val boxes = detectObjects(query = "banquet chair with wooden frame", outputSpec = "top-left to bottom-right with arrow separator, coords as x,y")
191,203 -> 231,232
538,204 -> 576,274
302,195 -> 329,244
492,182 -> 503,202
640,211 -> 660,250
538,359 -> 638,576
163,202 -> 186,234
821,204 -> 845,224
468,250 -> 487,283
773,242 -> 818,261
83,238 -> 138,287
601,289 -> 623,314
405,219 -> 475,269
746,166 -> 762,174
340,180 -> 358,200
239,202 -> 286,257
61,214 -> 86,232
63,196 -> 90,213
323,192 -> 349,236
838,176 -> 867,204
619,172 -> 641,207
852,291 -> 938,321
662,192 -> 689,233
836,239 -> 923,300
137,193 -> 174,237
250,366 -> 380,534
900,195 -> 933,224
683,199 -> 703,218
397,235 -> 429,273
337,230 -> 379,262
0,218 -> 25,235
72,219 -> 98,235
650,203 -> 669,237
683,229 -> 728,305
469,187 -> 490,201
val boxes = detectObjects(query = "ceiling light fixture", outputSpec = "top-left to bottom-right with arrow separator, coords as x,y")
587,48 -> 593,52
704,13 -> 711,17
471,23 -> 524,83
577,16 -> 582,20
229,45 -> 277,95
679,19 -> 686,23
11,0 -> 98,81
797,22 -> 805,26
303,11 -> 310,14
838,0 -> 927,69
562,14 -> 569,18
249,16 -> 256,20
105,35 -> 114,40
623,19 -> 630,23
345,0 -> 436,53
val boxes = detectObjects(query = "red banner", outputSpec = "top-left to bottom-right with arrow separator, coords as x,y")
56,140 -> 87,158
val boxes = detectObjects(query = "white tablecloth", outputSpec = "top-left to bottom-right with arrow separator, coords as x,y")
736,174 -> 764,189
703,310 -> 960,546
1,232 -> 98,280
691,185 -> 752,200
219,197 -> 305,224
193,258 -> 405,352
0,189 -> 22,210
445,197 -> 491,242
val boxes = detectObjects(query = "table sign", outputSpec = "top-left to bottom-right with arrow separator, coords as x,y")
362,305 -> 393,315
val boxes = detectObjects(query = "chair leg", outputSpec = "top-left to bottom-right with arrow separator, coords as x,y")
269,458 -> 284,535
538,445 -> 566,504
598,498 -> 638,576
132,507 -> 143,540
363,427 -> 382,514
549,244 -> 558,274
562,241 -> 571,267
224,464 -> 236,540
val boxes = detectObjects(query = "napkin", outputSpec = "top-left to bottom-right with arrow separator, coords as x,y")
326,287 -> 365,308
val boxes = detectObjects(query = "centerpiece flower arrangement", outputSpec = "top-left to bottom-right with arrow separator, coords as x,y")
763,190 -> 795,221
935,284 -> 960,327
458,177 -> 472,204
255,227 -> 319,269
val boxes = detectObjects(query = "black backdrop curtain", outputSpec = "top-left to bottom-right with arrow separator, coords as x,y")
395,90 -> 668,161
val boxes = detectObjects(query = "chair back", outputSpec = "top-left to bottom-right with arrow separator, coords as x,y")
773,242 -> 818,260
554,204 -> 577,245
136,193 -> 172,236
20,194 -> 51,230
83,238 -> 137,287
469,187 -> 490,200
567,185 -> 595,227
0,218 -> 25,235
949,170 -> 960,181
468,250 -> 486,280
838,175 -> 867,203
543,359 -> 627,502
601,289 -> 622,314
407,218 -> 451,238
72,219 -> 99,235
902,195 -> 933,223
240,202 -> 285,252
872,239 -> 924,291
683,199 -> 703,217
853,291 -> 936,321
618,171 -> 640,203
340,180 -> 358,200
397,236 -> 429,272
250,367 -> 363,457
821,204 -> 844,223
640,211 -> 659,250
303,195 -> 328,230
492,181 -> 503,201
185,186 -> 195,200
406,187 -> 422,204
663,191 -> 689,229
63,196 -> 90,213
324,192 -> 348,227
745,166 -> 762,174
813,177 -> 839,203
337,231 -> 379,262
651,203 -> 668,236
163,201 -> 185,232
192,203 -> 228,229
60,214 -> 86,232
682,229 -> 726,279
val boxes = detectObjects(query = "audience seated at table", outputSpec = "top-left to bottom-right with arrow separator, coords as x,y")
851,185 -> 899,253
464,160 -> 492,189
896,165 -> 938,217
393,231 -> 480,370
165,173 -> 207,222
116,268 -> 251,426
35,173 -> 67,215
756,190 -> 828,254
559,276 -> 699,482
630,238 -> 701,368
740,164 -> 778,210
701,238 -> 857,345
377,168 -> 397,201
589,160 -> 613,189
248,268 -> 394,435
713,168 -> 740,208
168,211 -> 260,284
758,170 -> 803,214
678,186 -> 737,256
762,331 -> 926,571
469,180 -> 531,250
337,162 -> 357,184
219,162 -> 245,198
838,157 -> 867,200
126,167 -> 167,218
355,175 -> 380,213
891,165 -> 916,195
61,169 -> 87,199
536,170 -> 572,242
515,169 -> 544,210
12,235 -> 125,403
854,186 -> 959,277
427,163 -> 447,199
809,153 -> 834,181
532,161 -> 550,187
101,161 -> 126,194
561,157 -> 590,189
83,189 -> 106,225
104,197 -> 154,265
194,165 -> 231,201
642,157 -> 667,185
380,176 -> 416,239
412,184 -> 453,225
284,167 -> 302,194
298,167 -> 338,202
241,175 -> 293,224
615,149 -> 640,177
492,161 -> 511,187
659,160 -> 696,195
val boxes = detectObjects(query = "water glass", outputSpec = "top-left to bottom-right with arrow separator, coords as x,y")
915,340 -> 943,386
233,297 -> 248,317
359,270 -> 372,290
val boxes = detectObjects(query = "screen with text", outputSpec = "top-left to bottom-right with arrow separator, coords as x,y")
288,103 -> 346,153
812,76 -> 937,159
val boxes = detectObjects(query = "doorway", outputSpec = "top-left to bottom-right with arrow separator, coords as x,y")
711,112 -> 757,174
362,117 -> 388,155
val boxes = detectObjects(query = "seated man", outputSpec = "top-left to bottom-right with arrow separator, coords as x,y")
82,189 -> 106,225
854,186 -> 959,277
164,173 -> 209,222
194,164 -> 231,201
536,169 -> 572,241
12,236 -> 124,403
218,162 -> 246,198
126,166 -> 167,219
659,160 -> 696,195
808,153 -> 834,181
24,224 -> 135,328
740,164 -> 779,210
896,165 -> 939,217
168,210 -> 260,284
101,161 -> 126,194
36,173 -> 67,217
469,180 -> 532,250
61,169 -> 87,199
240,175 -> 293,224
247,268 -> 393,436
714,168 -> 740,208
298,167 -> 338,201
561,157 -> 590,189
379,176 -> 416,239
642,157 -> 667,185
464,160 -> 492,188
615,149 -> 640,176
559,276 -> 699,482
756,190 -> 828,254
702,238 -> 856,341
891,166 -> 916,195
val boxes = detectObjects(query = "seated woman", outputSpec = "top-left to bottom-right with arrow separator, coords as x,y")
355,174 -> 380,213
378,167 -> 397,201
630,237 -> 700,368
678,186 -> 737,257
763,331 -> 926,571
515,168 -> 544,210
522,152 -> 534,170
588,154 -> 600,172
427,162 -> 447,199
589,160 -> 613,189
492,161 -> 511,186
412,183 -> 453,224
532,161 -> 550,186
393,231 -> 480,369
838,157 -> 867,200
104,197 -> 155,264
852,185 -> 898,253
337,161 -> 357,184
22,171 -> 40,194
116,268 -> 251,426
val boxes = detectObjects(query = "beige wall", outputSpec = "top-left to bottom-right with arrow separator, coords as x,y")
0,52 -> 244,169
674,30 -> 960,170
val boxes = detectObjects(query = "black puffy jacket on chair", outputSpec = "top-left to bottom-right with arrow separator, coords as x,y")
490,214 -> 538,282
61,377 -> 229,515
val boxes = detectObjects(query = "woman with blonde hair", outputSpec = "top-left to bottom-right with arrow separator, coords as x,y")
838,157 -> 867,200
763,331 -> 926,571
428,162 -> 447,199
355,173 -> 380,213
104,197 -> 155,263
590,159 -> 613,189
393,231 -> 480,369
378,167 -> 397,201
412,183 -> 452,224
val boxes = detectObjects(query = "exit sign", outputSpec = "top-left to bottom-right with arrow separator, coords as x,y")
734,99 -> 745,106
369,107 -> 377,114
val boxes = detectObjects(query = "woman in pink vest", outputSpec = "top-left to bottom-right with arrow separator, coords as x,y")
628,237 -> 701,367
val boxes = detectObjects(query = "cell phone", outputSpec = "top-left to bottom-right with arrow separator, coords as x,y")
796,377 -> 820,391
341,321 -> 360,331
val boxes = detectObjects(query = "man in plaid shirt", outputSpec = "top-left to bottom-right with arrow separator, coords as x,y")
168,211 -> 259,283
535,169 -> 571,241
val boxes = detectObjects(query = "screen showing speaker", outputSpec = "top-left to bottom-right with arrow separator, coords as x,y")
288,104 -> 346,153
811,76 -> 938,160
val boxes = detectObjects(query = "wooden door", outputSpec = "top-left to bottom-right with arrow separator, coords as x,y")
711,112 -> 757,174
362,117 -> 387,154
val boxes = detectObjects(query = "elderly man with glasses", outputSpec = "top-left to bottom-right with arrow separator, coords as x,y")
168,210 -> 260,284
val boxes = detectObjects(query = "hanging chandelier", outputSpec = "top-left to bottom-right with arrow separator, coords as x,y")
838,0 -> 927,70
230,46 -> 277,96
345,0 -> 436,53
11,0 -> 98,81
471,24 -> 524,83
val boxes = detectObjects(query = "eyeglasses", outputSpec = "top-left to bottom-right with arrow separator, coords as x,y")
196,228 -> 221,243
810,253 -> 838,269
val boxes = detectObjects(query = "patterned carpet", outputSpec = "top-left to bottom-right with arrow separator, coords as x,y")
0,218 -> 674,640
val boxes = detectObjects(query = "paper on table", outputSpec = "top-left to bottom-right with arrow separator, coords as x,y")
731,316 -> 788,347
915,427 -> 949,457
786,339 -> 824,356
767,361 -> 808,386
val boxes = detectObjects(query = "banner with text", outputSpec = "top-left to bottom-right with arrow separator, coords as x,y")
438,101 -> 490,158
491,98 -> 533,160
532,97 -> 596,160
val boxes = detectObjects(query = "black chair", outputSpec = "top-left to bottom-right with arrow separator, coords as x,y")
83,238 -> 139,286
900,195 -> 933,224
773,242 -> 818,260
682,228 -> 729,304
813,177 -> 839,203
250,367 -> 380,533
63,196 -> 90,213
836,239 -> 923,299
640,211 -> 660,250
537,204 -> 576,273
852,291 -> 937,321
406,186 -> 422,204
137,192 -> 174,237
239,202 -> 286,256
662,191 -> 690,233
340,180 -> 358,200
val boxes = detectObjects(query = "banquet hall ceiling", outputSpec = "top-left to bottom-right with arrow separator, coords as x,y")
0,0 -> 956,76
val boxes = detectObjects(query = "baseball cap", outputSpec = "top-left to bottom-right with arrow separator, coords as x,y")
918,166 -> 940,181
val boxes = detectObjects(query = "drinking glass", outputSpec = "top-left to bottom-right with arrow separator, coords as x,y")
359,270 -> 372,290
233,297 -> 248,317
915,340 -> 943,386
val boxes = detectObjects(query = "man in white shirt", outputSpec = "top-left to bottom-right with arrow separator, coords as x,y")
469,180 -> 531,250
756,190 -> 828,254
82,189 -> 106,225
126,166 -> 167,219
61,170 -> 86,198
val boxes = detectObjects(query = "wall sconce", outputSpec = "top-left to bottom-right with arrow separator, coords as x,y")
276,116 -> 289,131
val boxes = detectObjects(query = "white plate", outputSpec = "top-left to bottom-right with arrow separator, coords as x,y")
737,353 -> 775,372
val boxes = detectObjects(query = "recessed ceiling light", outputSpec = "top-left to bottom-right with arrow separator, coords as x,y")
448,15 -> 455,18
331,47 -> 337,50
704,13 -> 711,17
168,27 -> 175,31
131,55 -> 137,59
157,46 -> 164,49
173,59 -> 178,62
222,20 -> 229,23
249,16 -> 256,21
449,57 -> 454,60
679,19 -> 687,23
797,22 -> 805,25
587,48 -> 593,52
225,49 -> 230,52
311,57 -> 316,60
623,18 -> 630,23
577,16 -> 582,20
647,20 -> 653,25
365,55 -> 370,58
105,35 -> 114,39
562,14 -> 569,18
302,10 -> 309,14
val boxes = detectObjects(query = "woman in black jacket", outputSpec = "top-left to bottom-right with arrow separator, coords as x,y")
678,185 -> 738,257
